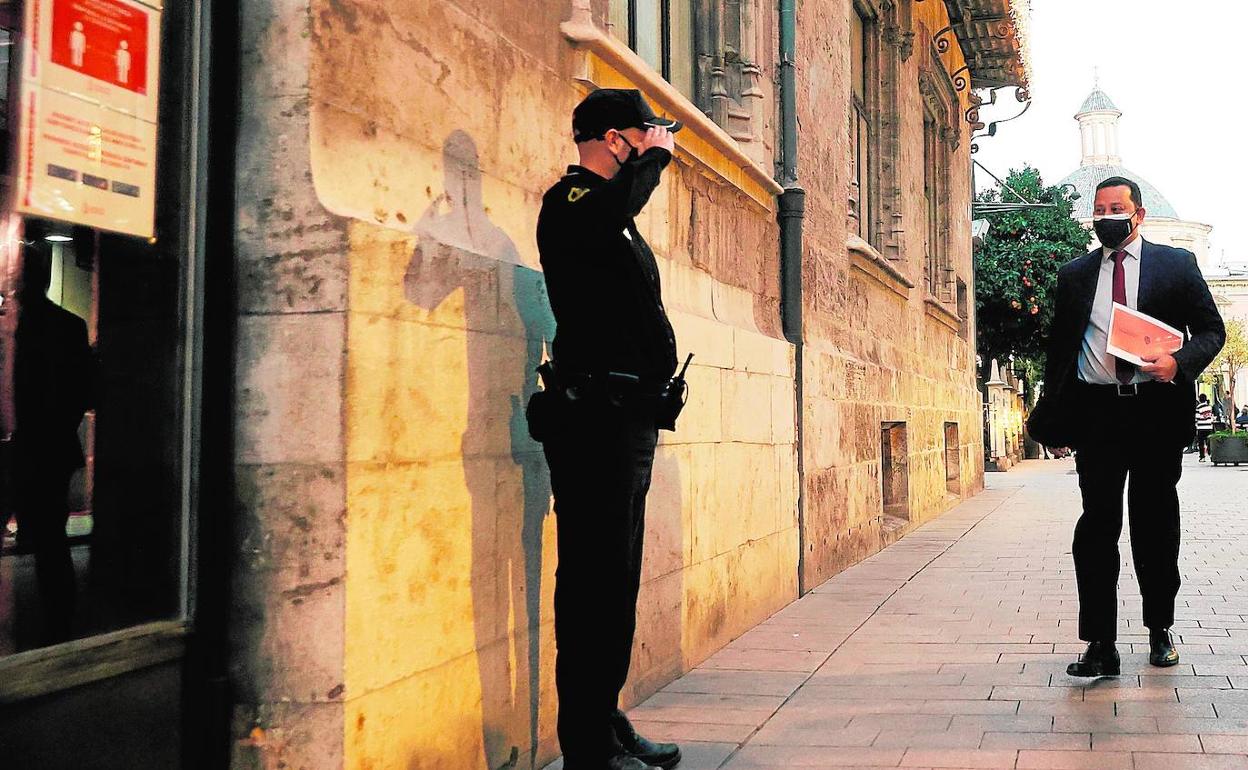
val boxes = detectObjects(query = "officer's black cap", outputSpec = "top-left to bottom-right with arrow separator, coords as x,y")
572,88 -> 683,143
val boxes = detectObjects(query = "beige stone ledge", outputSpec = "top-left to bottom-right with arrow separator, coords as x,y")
560,11 -> 782,210
848,236 -> 914,300
923,294 -> 963,333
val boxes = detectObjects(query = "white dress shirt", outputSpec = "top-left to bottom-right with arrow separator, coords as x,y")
1077,235 -> 1145,385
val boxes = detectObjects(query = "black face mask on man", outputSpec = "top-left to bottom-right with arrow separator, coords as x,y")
1092,211 -> 1137,250
609,132 -> 639,168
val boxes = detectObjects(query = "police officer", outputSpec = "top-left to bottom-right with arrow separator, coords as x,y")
534,89 -> 683,770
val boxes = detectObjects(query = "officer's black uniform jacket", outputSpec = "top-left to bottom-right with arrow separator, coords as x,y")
536,147 -> 678,384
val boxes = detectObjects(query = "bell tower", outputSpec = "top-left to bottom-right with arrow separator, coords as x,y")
1075,77 -> 1122,167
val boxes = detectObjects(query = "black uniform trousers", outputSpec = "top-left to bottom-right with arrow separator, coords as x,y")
543,402 -> 658,765
1071,383 -> 1183,642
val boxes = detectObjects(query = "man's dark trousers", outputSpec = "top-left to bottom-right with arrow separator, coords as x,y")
1072,384 -> 1183,642
13,451 -> 77,644
543,401 -> 658,765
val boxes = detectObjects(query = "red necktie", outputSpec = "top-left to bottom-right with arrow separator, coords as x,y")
1112,250 -> 1134,384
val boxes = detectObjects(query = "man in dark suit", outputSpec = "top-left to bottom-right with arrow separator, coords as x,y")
12,247 -> 92,645
1028,176 -> 1225,677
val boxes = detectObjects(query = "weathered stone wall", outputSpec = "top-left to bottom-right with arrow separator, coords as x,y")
796,0 -> 986,587
230,0 -> 988,768
230,1 -> 350,767
233,1 -> 796,769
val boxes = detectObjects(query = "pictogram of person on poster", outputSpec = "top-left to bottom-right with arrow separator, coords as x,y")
115,41 -> 131,84
70,22 -> 86,68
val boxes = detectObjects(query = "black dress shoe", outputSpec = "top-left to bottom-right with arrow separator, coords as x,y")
1066,641 -> 1121,677
1149,628 -> 1180,667
612,710 -> 681,769
563,754 -> 660,770
606,755 -> 661,770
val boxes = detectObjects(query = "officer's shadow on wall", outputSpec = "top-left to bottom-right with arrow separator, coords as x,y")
404,130 -> 688,770
405,130 -> 555,770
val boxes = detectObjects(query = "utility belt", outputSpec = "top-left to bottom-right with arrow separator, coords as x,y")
526,356 -> 693,442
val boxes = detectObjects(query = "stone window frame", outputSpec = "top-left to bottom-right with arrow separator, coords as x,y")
918,36 -> 960,305
848,0 -> 906,263
607,0 -> 766,149
563,0 -> 783,208
692,0 -> 765,147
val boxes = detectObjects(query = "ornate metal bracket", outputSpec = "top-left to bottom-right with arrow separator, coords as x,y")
969,86 -> 1032,153
965,92 -> 985,132
932,24 -> 955,54
950,64 -> 969,92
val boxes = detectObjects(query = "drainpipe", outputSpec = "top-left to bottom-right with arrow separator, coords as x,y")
777,0 -> 808,595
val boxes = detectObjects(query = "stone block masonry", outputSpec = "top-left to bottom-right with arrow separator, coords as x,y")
228,0 -> 990,768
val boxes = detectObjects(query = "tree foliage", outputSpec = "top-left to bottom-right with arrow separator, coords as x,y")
1212,318 -> 1248,430
975,166 -> 1091,385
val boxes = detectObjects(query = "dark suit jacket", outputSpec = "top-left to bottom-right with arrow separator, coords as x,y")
14,297 -> 92,471
1027,240 -> 1225,449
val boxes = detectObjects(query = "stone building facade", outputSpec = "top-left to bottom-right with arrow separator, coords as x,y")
983,359 -> 1027,470
229,2 -> 1028,769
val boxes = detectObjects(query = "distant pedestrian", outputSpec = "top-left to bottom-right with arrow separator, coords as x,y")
1026,177 -> 1225,677
1237,407 -> 1248,432
1195,395 -> 1215,462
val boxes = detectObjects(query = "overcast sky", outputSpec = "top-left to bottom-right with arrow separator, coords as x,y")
971,0 -> 1247,265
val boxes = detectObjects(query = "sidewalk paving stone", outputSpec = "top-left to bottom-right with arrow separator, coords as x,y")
568,458 -> 1248,770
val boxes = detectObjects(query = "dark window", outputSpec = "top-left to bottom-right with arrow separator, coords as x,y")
851,8 -> 873,244
957,277 -> 969,338
923,111 -> 943,298
919,53 -> 958,302
944,422 -> 961,494
611,0 -> 694,97
881,422 -> 909,520
0,4 -> 196,655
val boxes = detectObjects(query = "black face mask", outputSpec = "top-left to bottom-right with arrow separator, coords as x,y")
610,134 -> 639,168
1092,212 -> 1136,249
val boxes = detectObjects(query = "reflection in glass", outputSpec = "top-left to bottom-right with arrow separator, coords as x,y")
2,237 -> 91,648
0,218 -> 184,654
634,0 -> 662,74
0,0 -> 192,657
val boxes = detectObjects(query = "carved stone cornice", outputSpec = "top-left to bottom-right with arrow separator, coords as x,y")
918,52 -> 961,151
884,24 -> 915,62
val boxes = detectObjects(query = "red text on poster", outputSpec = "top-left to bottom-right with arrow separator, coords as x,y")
50,0 -> 148,96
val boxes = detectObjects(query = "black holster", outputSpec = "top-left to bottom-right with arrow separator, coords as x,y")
525,361 -> 564,443
526,359 -> 693,441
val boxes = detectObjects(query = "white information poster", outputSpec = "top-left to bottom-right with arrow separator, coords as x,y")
16,0 -> 162,237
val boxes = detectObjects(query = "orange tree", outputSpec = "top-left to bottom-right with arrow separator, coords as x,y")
975,166 -> 1091,393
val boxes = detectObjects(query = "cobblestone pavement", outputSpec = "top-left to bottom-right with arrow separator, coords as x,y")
620,456 -> 1248,769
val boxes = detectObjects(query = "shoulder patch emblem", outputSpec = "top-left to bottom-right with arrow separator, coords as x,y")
567,187 -> 589,203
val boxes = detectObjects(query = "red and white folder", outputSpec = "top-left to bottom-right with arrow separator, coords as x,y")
1107,302 -> 1184,366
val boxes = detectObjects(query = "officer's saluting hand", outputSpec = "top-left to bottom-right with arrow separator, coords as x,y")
533,89 -> 685,770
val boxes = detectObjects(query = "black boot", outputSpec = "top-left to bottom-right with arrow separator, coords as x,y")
604,755 -> 661,770
1149,628 -> 1180,667
1066,641 -> 1121,677
612,710 -> 681,769
564,753 -> 660,770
